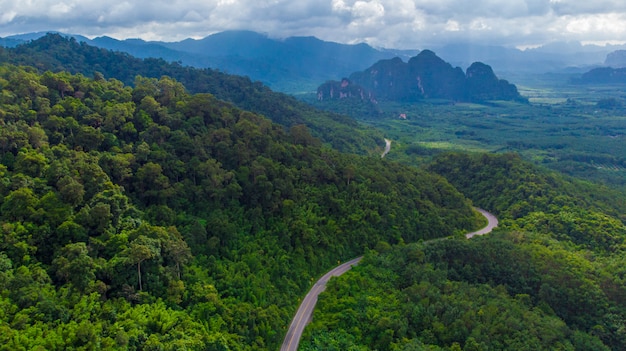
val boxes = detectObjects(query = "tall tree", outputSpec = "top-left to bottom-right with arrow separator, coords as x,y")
125,236 -> 160,291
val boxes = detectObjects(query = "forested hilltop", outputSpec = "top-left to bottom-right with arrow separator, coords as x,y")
302,153 -> 626,350
575,66 -> 626,84
0,64 -> 481,349
0,33 -> 383,155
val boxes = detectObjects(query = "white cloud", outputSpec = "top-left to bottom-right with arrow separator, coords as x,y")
445,20 -> 460,32
1,0 -> 626,48
0,11 -> 17,25
332,0 -> 351,13
468,19 -> 487,31
565,13 -> 626,35
49,3 -> 74,17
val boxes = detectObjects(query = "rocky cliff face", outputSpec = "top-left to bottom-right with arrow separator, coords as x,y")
317,78 -> 375,102
465,62 -> 521,101
317,50 -> 526,103
407,50 -> 467,100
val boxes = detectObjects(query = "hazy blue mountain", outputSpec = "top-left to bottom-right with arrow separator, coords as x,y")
0,37 -> 22,47
157,30 -> 419,92
432,41 -> 623,75
88,36 -> 192,63
6,31 -> 91,43
605,50 -> 626,68
574,48 -> 626,83
317,50 -> 525,104
5,33 -> 197,63
3,30 -> 416,93
576,67 -> 626,84
160,30 -> 417,63
161,30 -> 286,57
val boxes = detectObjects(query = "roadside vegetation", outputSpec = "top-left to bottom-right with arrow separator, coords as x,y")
302,153 -> 626,350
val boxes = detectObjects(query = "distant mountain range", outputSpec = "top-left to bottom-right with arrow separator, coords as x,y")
574,67 -> 626,84
0,31 -> 626,94
1,31 -> 417,93
433,41 -> 624,75
570,49 -> 626,84
2,30 -> 625,92
317,50 -> 526,104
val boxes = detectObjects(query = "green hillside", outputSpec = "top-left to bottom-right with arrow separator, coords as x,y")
0,33 -> 384,155
0,65 -> 480,350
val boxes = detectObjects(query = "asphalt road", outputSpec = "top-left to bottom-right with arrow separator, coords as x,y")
466,208 -> 499,238
280,208 -> 497,351
280,256 -> 362,351
381,138 -> 392,158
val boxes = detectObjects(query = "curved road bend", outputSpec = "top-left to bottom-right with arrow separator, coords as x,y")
466,208 -> 498,238
381,138 -> 392,158
280,208 -> 497,351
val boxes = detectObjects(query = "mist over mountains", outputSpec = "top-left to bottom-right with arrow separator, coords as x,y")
2,30 -> 624,93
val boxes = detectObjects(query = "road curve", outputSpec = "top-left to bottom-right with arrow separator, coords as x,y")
381,138 -> 392,158
281,208 -> 496,351
466,208 -> 498,238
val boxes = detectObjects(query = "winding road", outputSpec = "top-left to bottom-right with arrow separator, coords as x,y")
280,208 -> 498,351
465,208 -> 499,238
381,138 -> 392,158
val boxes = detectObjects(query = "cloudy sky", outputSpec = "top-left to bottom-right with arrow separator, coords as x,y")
1,0 -> 626,49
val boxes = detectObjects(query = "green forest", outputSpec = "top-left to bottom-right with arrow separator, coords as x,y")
0,64 -> 481,350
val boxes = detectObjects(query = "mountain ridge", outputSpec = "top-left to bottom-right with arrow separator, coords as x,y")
2,30 -> 417,93
317,50 -> 526,104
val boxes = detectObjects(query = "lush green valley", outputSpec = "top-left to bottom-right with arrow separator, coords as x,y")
0,65 -> 482,350
301,153 -> 626,350
306,80 -> 626,188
